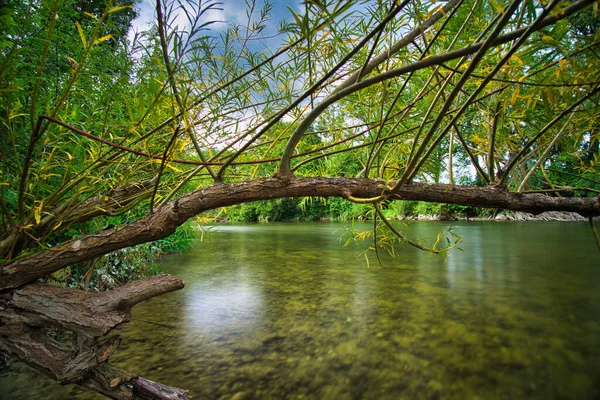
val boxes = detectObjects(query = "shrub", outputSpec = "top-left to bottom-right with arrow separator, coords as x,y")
388,200 -> 418,217
414,201 -> 443,216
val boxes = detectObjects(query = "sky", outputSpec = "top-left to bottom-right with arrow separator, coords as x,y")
130,0 -> 302,39
126,0 -> 308,138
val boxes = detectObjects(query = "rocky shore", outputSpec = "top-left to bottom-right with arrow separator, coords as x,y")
401,211 -> 593,222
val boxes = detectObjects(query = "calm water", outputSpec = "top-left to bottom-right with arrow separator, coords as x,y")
2,221 -> 600,399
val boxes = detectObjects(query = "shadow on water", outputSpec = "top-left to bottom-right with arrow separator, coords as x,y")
1,221 -> 600,399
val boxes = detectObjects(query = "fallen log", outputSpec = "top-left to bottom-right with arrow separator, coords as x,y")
0,275 -> 187,399
81,363 -> 190,400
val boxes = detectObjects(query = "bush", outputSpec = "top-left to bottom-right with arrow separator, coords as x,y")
268,198 -> 301,221
47,220 -> 197,291
240,203 -> 260,221
298,197 -> 328,220
441,203 -> 473,218
388,200 -> 418,217
414,201 -> 443,216
325,197 -> 354,219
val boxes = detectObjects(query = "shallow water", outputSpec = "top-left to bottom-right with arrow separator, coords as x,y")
1,221 -> 600,399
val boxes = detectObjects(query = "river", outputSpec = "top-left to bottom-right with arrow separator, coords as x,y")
1,221 -> 599,399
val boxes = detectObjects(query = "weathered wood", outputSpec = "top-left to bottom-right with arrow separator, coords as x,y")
0,179 -> 154,260
0,275 -> 184,384
1,177 -> 599,291
7,275 -> 184,338
132,376 -> 190,400
79,363 -> 191,400
79,364 -> 136,400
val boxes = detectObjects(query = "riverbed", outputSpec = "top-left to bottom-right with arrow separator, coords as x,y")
1,221 -> 599,399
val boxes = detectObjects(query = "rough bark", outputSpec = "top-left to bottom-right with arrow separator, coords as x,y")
1,177 -> 599,292
0,275 -> 187,399
0,179 -> 154,259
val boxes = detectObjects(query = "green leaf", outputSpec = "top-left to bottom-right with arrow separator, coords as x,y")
75,21 -> 87,48
343,236 -> 352,247
34,207 -> 41,224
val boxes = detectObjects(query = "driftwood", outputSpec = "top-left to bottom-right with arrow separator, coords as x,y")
0,275 -> 188,399
82,364 -> 189,400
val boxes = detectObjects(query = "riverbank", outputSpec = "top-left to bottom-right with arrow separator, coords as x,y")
214,198 -> 595,223
399,210 -> 591,222
44,220 -> 196,291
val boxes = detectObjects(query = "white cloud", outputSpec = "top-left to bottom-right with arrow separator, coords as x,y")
129,0 -> 255,36
131,0 -> 155,34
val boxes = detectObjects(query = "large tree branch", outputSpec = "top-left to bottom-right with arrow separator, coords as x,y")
0,178 -> 155,260
1,177 -> 599,292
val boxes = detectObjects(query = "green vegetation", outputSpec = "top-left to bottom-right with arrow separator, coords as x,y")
0,0 -> 199,287
46,220 -> 196,290
220,197 -> 364,222
219,198 -> 491,222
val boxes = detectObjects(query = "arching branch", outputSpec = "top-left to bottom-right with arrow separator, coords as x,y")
2,177 -> 598,292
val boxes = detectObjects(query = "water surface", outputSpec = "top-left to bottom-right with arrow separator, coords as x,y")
2,221 -> 600,399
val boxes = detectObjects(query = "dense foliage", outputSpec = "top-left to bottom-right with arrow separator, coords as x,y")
221,197 -> 488,222
0,0 -> 199,285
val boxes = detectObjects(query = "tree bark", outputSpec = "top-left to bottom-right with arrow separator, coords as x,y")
1,177 -> 599,292
0,179 -> 154,259
0,275 -> 187,399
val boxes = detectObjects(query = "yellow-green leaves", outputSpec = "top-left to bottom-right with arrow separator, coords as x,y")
93,34 -> 114,45
489,0 -> 504,13
33,201 -> 44,224
75,21 -> 87,48
107,5 -> 133,14
76,23 -> 114,47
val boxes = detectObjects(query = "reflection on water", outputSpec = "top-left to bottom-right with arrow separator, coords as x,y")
186,281 -> 263,332
1,221 -> 600,399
